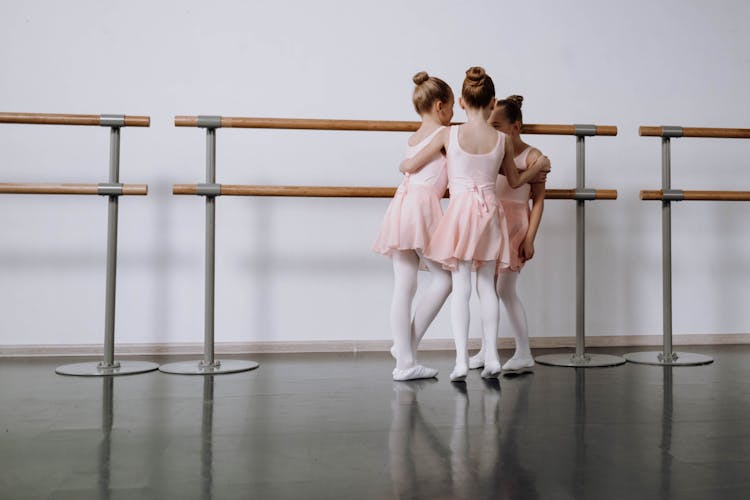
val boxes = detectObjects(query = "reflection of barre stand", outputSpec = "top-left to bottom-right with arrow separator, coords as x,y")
625,125 -> 750,366
0,112 -> 157,376
202,377 -> 214,500
99,377 -> 114,499
171,116 -> 621,364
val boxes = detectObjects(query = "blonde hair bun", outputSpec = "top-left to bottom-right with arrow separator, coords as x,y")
413,71 -> 430,85
465,66 -> 487,86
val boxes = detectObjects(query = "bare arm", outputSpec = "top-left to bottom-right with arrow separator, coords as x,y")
500,140 -> 549,188
399,128 -> 449,174
522,180 -> 546,262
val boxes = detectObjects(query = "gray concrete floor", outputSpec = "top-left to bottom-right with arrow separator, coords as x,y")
1,346 -> 749,499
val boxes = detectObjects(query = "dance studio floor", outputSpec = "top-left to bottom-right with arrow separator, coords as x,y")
1,345 -> 749,500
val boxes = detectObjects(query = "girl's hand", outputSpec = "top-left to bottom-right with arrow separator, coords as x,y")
521,238 -> 535,262
529,155 -> 551,183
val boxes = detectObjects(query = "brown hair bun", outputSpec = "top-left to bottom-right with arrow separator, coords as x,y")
464,66 -> 487,86
413,71 -> 430,85
461,66 -> 495,108
506,95 -> 524,108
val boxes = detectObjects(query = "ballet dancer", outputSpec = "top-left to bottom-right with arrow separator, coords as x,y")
373,71 -> 454,381
470,95 -> 549,372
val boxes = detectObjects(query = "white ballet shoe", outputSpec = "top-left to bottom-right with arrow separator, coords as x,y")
450,364 -> 468,382
392,364 -> 438,381
502,355 -> 535,372
468,352 -> 485,370
481,361 -> 502,379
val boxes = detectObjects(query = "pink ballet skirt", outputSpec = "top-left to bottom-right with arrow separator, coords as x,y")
372,177 -> 444,256
497,200 -> 530,272
424,125 -> 509,271
425,184 -> 507,270
373,126 -> 447,257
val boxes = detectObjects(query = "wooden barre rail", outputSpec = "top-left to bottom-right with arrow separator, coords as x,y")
174,116 -> 617,136
173,184 -> 617,200
640,126 -> 750,139
0,183 -> 148,195
641,190 -> 750,201
0,112 -> 150,127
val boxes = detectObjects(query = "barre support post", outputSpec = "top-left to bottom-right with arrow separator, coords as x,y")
160,122 -> 258,375
56,118 -> 158,376
536,129 -> 625,368
624,135 -> 713,366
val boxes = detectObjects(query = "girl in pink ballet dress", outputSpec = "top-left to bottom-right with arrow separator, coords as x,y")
401,67 -> 548,381
373,72 -> 454,381
470,95 -> 550,373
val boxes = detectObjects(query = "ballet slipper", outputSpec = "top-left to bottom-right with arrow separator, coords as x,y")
502,355 -> 534,372
450,364 -> 468,382
392,364 -> 438,381
481,361 -> 502,379
468,351 -> 485,370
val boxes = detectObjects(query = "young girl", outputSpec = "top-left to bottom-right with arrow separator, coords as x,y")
401,68 -> 547,381
373,71 -> 455,381
470,95 -> 549,372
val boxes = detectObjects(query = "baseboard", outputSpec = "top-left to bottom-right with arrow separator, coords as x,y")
1,333 -> 749,357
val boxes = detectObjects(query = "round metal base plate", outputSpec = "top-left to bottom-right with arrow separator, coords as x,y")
55,361 -> 159,377
623,351 -> 713,366
158,359 -> 259,375
535,353 -> 626,368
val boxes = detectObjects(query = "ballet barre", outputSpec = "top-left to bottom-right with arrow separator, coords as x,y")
171,115 -> 621,370
0,112 -> 156,376
624,125 -> 750,366
173,184 -> 618,200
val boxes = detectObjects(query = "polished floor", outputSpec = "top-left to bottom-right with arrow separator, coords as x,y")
1,346 -> 749,500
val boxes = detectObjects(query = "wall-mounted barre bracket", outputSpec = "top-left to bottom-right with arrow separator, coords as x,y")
573,189 -> 598,201
662,189 -> 685,202
574,124 -> 597,136
195,183 -> 222,196
197,116 -> 222,129
99,115 -> 126,128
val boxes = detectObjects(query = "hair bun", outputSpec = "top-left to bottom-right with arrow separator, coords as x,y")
413,71 -> 430,85
507,95 -> 524,108
465,66 -> 487,86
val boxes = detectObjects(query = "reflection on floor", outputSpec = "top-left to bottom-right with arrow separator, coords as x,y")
1,346 -> 749,499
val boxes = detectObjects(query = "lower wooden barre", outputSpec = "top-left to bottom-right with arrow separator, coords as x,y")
641,190 -> 750,201
173,184 -> 617,200
0,112 -> 150,127
0,183 -> 148,195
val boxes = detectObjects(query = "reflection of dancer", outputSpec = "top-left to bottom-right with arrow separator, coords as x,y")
374,72 -> 454,381
471,96 -> 550,372
405,68 -> 547,381
387,380 -> 449,499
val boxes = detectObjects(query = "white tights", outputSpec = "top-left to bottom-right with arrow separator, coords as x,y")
451,261 -> 500,371
496,272 -> 531,358
391,250 -> 452,369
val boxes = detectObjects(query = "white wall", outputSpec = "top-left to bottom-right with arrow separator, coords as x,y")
1,0 -> 749,348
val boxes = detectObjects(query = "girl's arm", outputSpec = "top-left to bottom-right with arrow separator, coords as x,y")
499,139 -> 548,188
399,128 -> 449,174
521,149 -> 548,261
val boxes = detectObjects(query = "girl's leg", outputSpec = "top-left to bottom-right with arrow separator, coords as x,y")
497,271 -> 535,371
411,251 -> 452,353
449,261 -> 472,381
390,250 -> 438,380
476,263 -> 502,378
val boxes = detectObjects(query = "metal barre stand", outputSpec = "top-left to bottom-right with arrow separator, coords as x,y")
159,116 -> 259,375
54,116 -> 158,376
624,127 -> 713,366
535,125 -> 625,368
